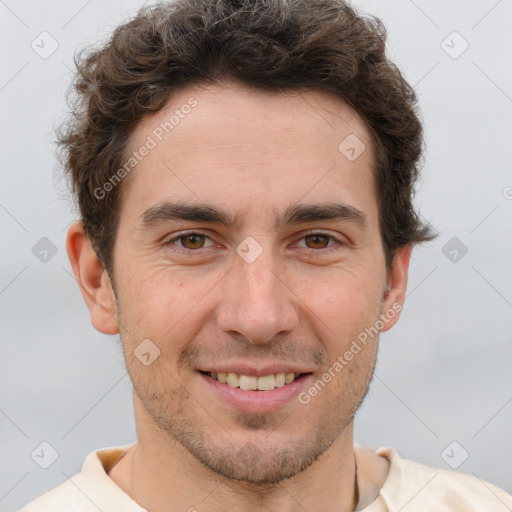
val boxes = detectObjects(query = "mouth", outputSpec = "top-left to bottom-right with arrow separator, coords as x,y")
196,362 -> 315,413
199,370 -> 309,391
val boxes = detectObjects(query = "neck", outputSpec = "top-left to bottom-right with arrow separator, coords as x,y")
114,442 -> 358,512
109,409 -> 363,512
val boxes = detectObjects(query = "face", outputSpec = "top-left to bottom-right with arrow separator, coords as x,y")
86,81 -> 408,484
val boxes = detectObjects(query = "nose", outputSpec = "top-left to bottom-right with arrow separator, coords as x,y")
216,249 -> 299,345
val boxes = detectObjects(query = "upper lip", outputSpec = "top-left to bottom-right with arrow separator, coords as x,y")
198,363 -> 312,377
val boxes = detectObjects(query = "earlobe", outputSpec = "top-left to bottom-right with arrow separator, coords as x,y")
66,221 -> 119,335
380,245 -> 412,333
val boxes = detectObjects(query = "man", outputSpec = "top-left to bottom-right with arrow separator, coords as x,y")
20,0 -> 512,510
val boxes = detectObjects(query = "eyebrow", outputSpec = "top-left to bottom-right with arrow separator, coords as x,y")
278,202 -> 367,230
138,201 -> 368,231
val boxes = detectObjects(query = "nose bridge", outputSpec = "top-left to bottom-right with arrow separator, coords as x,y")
217,243 -> 298,343
241,252 -> 280,305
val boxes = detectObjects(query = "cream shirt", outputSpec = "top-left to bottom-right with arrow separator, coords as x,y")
19,443 -> 512,511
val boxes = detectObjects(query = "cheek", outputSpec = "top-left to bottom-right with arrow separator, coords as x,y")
116,261 -> 223,342
295,266 -> 383,340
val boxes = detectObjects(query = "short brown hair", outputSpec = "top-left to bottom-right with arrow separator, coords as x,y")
59,0 -> 436,274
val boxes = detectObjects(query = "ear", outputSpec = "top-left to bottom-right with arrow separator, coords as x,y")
66,221 -> 119,335
380,244 -> 412,333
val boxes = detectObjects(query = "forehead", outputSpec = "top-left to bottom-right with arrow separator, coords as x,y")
119,81 -> 378,229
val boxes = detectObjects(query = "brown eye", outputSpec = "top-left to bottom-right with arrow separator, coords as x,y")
304,234 -> 330,249
181,234 -> 206,249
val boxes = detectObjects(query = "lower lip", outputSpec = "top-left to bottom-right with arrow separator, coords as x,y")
198,372 -> 313,413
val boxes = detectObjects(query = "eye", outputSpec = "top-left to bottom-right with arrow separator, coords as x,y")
303,234 -> 332,249
181,233 -> 205,249
164,231 -> 215,251
297,232 -> 342,250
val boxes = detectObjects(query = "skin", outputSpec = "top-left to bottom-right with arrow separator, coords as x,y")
67,81 -> 411,512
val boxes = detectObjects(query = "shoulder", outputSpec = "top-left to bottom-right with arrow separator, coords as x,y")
375,446 -> 512,511
18,475 -> 102,512
18,443 -> 142,512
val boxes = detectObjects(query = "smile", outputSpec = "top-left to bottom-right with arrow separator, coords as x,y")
200,371 -> 306,391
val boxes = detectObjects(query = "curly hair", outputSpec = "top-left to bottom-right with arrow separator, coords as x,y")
58,0 -> 436,274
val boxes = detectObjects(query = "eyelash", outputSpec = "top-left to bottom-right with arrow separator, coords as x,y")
163,230 -> 345,255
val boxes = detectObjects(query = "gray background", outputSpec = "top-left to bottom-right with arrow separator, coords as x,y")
1,0 -> 511,510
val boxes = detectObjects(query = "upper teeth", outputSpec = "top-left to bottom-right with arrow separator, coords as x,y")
209,372 -> 301,391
